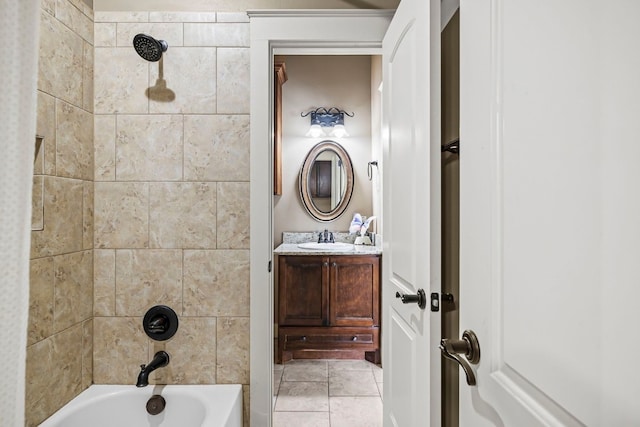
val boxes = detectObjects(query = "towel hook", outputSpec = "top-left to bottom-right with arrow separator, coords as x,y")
367,160 -> 379,181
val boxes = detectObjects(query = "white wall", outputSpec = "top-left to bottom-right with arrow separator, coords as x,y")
274,55 -> 374,245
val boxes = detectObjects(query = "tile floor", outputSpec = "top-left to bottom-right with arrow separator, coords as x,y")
273,359 -> 383,427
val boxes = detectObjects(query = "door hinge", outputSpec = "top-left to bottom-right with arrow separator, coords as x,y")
268,260 -> 272,273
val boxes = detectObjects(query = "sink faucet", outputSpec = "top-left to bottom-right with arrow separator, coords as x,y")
136,351 -> 170,387
318,229 -> 334,243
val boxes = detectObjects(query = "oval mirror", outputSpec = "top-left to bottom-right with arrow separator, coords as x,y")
299,140 -> 354,222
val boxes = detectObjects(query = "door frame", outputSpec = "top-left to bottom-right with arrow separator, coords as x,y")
248,10 -> 393,426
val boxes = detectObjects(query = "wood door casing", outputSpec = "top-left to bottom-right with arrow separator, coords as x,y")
273,59 -> 287,195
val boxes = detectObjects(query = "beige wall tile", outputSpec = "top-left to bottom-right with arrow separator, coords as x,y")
83,181 -> 94,250
242,385 -> 250,427
217,12 -> 250,23
53,250 -> 93,333
83,41 -> 94,112
183,250 -> 249,316
82,319 -> 93,389
149,11 -> 216,23
94,48 -> 149,114
39,11 -> 84,107
36,91 -> 56,175
116,115 -> 183,181
216,317 -> 249,384
32,176 -> 44,230
82,1 -> 93,20
41,0 -> 56,16
94,22 -> 116,46
150,317 -> 217,384
93,317 -> 148,383
94,11 -> 149,23
149,182 -> 217,248
56,0 -> 93,44
25,325 -> 84,427
94,249 -> 116,316
56,100 -> 94,180
184,115 -> 249,181
217,48 -> 249,114
148,47 -> 216,114
31,177 -> 84,258
63,0 -> 86,15
94,114 -> 116,180
116,22 -> 183,47
115,249 -> 183,316
184,23 -> 248,47
25,338 -> 54,426
217,182 -> 249,249
94,182 -> 149,248
28,257 -> 54,345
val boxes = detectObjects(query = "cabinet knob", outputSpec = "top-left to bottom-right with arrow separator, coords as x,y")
301,336 -> 307,341
352,336 -> 358,341
323,262 -> 329,267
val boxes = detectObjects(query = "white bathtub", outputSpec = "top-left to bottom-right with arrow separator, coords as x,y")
39,384 -> 243,427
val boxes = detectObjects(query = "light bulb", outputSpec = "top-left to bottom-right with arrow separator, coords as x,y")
330,124 -> 349,138
305,124 -> 324,138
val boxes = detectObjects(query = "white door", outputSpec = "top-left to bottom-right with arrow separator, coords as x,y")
459,0 -> 640,425
382,0 -> 441,425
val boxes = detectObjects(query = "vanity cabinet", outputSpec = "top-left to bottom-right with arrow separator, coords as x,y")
277,254 -> 380,363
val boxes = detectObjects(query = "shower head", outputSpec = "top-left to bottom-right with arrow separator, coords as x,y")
133,34 -> 168,62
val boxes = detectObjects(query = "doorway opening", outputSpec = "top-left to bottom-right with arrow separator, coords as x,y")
271,54 -> 384,426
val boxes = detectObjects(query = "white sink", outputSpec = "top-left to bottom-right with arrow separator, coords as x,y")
297,242 -> 355,251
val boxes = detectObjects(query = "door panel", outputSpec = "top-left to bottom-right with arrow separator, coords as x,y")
329,256 -> 379,327
459,0 -> 640,425
382,0 -> 441,425
278,256 -> 328,326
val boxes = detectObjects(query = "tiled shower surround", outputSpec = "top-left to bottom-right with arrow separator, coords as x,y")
27,0 -> 94,426
27,5 -> 250,426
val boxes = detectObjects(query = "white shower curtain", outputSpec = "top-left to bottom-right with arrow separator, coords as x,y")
0,0 -> 41,425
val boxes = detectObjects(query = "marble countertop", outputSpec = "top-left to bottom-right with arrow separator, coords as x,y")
273,243 -> 382,256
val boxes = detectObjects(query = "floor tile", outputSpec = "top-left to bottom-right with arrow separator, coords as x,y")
274,381 -> 329,412
285,359 -> 328,368
283,364 -> 328,382
274,368 -> 283,394
273,411 -> 330,427
330,396 -> 383,427
329,370 -> 379,396
328,359 -> 376,372
372,364 -> 383,382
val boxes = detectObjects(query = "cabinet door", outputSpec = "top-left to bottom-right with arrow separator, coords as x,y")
278,256 -> 329,326
329,255 -> 380,327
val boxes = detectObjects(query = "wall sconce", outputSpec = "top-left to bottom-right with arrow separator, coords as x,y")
301,107 -> 354,138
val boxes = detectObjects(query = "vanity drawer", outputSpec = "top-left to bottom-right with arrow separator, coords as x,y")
280,326 -> 379,351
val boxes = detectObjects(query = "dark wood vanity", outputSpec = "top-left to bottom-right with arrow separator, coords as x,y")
277,254 -> 380,363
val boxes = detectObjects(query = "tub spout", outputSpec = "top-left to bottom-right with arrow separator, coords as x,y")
136,351 -> 170,387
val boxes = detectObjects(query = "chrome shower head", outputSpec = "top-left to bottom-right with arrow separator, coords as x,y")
133,33 -> 168,62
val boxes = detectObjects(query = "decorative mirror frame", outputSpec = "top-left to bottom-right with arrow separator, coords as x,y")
299,140 -> 354,222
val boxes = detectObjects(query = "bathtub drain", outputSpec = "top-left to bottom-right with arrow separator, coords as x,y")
146,395 -> 166,415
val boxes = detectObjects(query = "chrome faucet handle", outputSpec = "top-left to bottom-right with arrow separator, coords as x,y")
329,232 -> 334,243
318,232 -> 323,243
